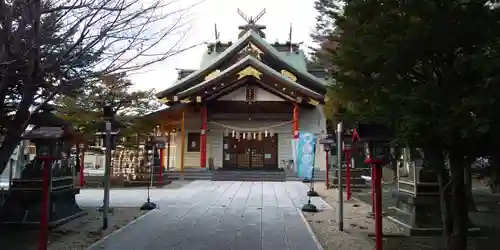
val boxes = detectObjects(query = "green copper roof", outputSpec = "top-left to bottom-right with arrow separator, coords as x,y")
157,30 -> 326,98
200,49 -> 309,72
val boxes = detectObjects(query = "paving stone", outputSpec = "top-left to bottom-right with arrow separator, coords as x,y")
84,181 -> 323,250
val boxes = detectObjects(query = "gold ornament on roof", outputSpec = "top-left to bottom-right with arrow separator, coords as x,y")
281,70 -> 297,82
308,99 -> 320,106
159,97 -> 170,103
204,70 -> 221,81
180,98 -> 192,104
237,66 -> 262,80
240,42 -> 263,60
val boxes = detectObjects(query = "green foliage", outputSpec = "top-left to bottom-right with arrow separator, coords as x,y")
54,73 -> 162,147
315,0 -> 500,150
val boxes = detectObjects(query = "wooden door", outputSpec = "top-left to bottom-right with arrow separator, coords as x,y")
222,134 -> 278,169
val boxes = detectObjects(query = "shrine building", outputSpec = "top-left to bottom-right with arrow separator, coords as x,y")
148,10 -> 330,172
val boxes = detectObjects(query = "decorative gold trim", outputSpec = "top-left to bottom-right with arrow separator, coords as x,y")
204,70 -> 221,81
237,66 -> 262,80
281,70 -> 297,82
159,97 -> 170,103
308,99 -> 320,106
173,96 -> 178,102
180,98 -> 191,104
196,96 -> 202,102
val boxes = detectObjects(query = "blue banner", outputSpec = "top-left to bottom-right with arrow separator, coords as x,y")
296,132 -> 317,179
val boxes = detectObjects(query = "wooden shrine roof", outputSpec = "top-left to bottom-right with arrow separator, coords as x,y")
167,55 -> 323,105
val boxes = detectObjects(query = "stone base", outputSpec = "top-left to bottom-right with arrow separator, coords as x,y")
388,190 -> 481,236
1,186 -> 86,228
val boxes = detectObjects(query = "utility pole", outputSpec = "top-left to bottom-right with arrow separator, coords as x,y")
336,121 -> 344,231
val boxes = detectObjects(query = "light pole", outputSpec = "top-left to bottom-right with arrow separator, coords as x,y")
336,121 -> 344,231
95,106 -> 120,230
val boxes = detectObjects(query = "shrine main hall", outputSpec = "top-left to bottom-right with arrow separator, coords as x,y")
147,16 -> 330,173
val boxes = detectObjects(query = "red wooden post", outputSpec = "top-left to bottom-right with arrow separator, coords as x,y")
292,102 -> 299,139
345,150 -> 351,200
200,107 -> 208,168
371,165 -> 375,214
325,153 -> 329,188
79,146 -> 85,187
374,165 -> 383,250
38,158 -> 52,250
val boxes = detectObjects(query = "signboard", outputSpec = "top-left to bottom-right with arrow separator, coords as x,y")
291,138 -> 298,173
296,132 -> 317,179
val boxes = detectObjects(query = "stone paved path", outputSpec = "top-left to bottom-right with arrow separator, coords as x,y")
83,181 -> 328,250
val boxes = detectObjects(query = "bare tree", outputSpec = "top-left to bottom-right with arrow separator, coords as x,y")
0,0 -> 203,173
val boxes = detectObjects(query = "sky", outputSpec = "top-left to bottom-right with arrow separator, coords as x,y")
129,0 -> 318,91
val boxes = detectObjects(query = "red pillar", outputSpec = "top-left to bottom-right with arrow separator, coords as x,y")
292,102 -> 299,139
79,146 -> 85,187
200,107 -> 207,168
38,158 -> 52,250
374,165 -> 383,250
371,165 -> 375,214
345,150 -> 351,200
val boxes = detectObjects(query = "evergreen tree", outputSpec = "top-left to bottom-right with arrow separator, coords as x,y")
312,1 -> 500,249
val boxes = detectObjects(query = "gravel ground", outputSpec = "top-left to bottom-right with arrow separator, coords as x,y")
304,182 -> 500,250
303,183 -> 404,250
0,207 -> 148,250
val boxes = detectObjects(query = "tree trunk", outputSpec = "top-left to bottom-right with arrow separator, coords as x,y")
0,81 -> 37,174
391,147 -> 401,181
425,147 -> 453,244
448,148 -> 468,250
464,158 -> 477,211
0,106 -> 32,175
491,152 -> 500,192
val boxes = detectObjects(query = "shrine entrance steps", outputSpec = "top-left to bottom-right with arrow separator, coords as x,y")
166,169 -> 289,182
166,169 -> 214,181
165,169 -> 335,182
212,170 -> 286,182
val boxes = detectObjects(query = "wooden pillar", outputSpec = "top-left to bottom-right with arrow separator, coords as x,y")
200,106 -> 207,168
167,129 -> 171,171
292,102 -> 300,139
180,111 -> 185,174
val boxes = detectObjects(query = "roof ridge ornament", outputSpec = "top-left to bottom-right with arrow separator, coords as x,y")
237,8 -> 267,38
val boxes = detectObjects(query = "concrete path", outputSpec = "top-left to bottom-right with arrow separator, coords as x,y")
81,181 -> 328,250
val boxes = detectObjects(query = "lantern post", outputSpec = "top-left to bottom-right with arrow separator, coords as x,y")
95,106 -> 120,230
318,133 -> 337,208
141,136 -> 158,210
22,126 -> 66,250
357,123 -> 391,250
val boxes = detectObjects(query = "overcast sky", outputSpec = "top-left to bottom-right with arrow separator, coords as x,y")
130,0 -> 318,91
